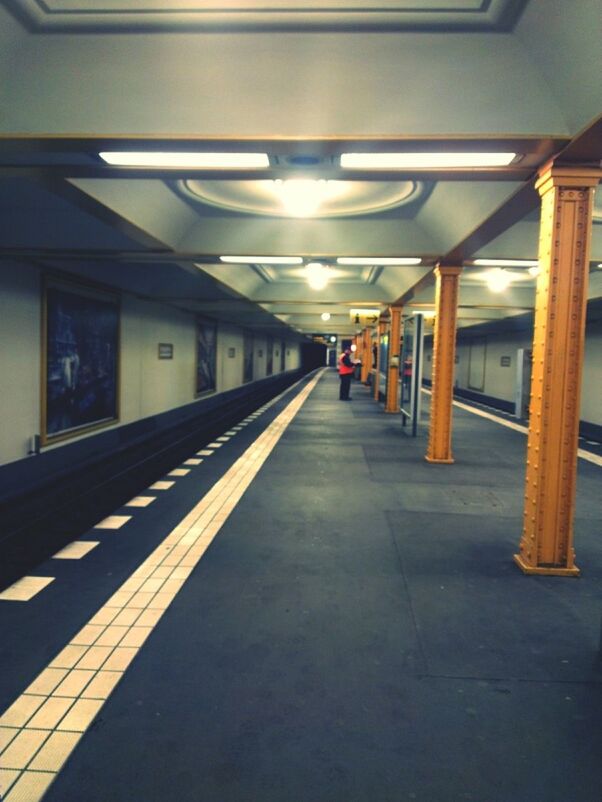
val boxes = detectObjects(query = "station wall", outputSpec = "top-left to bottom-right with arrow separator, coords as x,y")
423,319 -> 602,429
0,261 -> 301,468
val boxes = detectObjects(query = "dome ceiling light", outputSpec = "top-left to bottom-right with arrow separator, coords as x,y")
182,179 -> 422,218
305,263 -> 331,290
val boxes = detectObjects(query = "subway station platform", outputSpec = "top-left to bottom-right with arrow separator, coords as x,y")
1,368 -> 602,802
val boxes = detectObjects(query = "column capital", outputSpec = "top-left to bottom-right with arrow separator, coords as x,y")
434,264 -> 462,278
535,162 -> 602,197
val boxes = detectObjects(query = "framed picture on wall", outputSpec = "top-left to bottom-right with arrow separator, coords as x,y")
243,331 -> 254,383
266,336 -> 274,375
42,277 -> 120,445
196,318 -> 217,396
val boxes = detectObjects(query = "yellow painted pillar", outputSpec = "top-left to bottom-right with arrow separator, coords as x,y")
374,319 -> 387,400
361,327 -> 371,384
514,165 -> 600,576
425,266 -> 462,464
385,306 -> 402,413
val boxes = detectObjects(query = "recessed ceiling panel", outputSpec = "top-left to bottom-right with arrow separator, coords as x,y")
9,0 -> 529,31
181,179 -> 423,218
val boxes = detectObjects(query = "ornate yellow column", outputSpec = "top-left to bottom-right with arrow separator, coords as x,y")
514,165 -> 600,576
361,327 -> 371,384
374,319 -> 387,400
425,265 -> 462,464
385,306 -> 402,413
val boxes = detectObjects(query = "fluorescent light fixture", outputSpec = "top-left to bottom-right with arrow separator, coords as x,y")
220,255 -> 303,265
99,151 -> 269,168
336,257 -> 422,266
340,152 -> 516,169
330,335 -> 337,343
305,262 -> 331,291
350,344 -> 357,352
528,265 -> 541,277
321,312 -> 331,321
487,268 -> 512,293
473,259 -> 539,267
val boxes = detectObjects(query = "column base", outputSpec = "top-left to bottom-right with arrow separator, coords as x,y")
425,455 -> 454,464
513,553 -> 580,577
384,408 -> 400,414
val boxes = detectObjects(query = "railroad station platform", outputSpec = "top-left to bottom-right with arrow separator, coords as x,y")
1,368 -> 601,802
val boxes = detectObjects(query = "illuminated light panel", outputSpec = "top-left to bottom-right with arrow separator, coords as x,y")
528,266 -> 541,277
340,152 -> 517,169
321,312 -> 331,321
337,257 -> 421,265
473,259 -> 539,267
99,152 -> 269,168
273,179 -> 345,217
219,255 -> 303,265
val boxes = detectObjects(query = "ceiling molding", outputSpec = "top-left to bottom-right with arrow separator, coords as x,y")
6,0 -> 530,33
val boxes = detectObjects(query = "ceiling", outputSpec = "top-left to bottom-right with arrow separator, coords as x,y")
0,0 -> 600,339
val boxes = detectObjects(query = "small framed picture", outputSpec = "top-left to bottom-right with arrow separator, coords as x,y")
158,343 -> 173,359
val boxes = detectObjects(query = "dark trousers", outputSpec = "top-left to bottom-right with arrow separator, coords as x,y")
339,373 -> 352,399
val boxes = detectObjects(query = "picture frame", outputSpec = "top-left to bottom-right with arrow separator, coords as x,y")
41,277 -> 120,445
266,336 -> 274,375
195,318 -> 217,396
243,331 -> 254,383
158,343 -> 174,359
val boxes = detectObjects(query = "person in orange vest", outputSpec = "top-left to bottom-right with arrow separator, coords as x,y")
338,347 -> 356,401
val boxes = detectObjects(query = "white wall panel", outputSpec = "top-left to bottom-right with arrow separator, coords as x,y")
1,32 -> 566,136
0,263 -> 41,464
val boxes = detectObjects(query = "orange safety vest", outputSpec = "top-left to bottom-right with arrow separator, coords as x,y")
338,352 -> 355,375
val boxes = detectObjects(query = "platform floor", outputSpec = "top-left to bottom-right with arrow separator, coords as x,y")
1,369 -> 601,802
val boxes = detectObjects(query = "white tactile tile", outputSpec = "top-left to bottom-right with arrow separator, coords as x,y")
184,458 -> 202,466
125,496 -> 156,507
52,541 -> 100,560
94,515 -> 131,530
168,468 -> 190,477
149,481 -> 175,490
0,729 -> 50,769
197,450 -> 213,456
207,442 -> 223,448
0,768 -> 20,797
27,697 -> 75,730
0,576 -> 55,602
3,771 -> 55,801
28,731 -> 83,772
0,696 -> 45,728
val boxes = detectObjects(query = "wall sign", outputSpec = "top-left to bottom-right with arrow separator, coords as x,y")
500,355 -> 511,367
228,347 -> 236,358
158,343 -> 173,359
